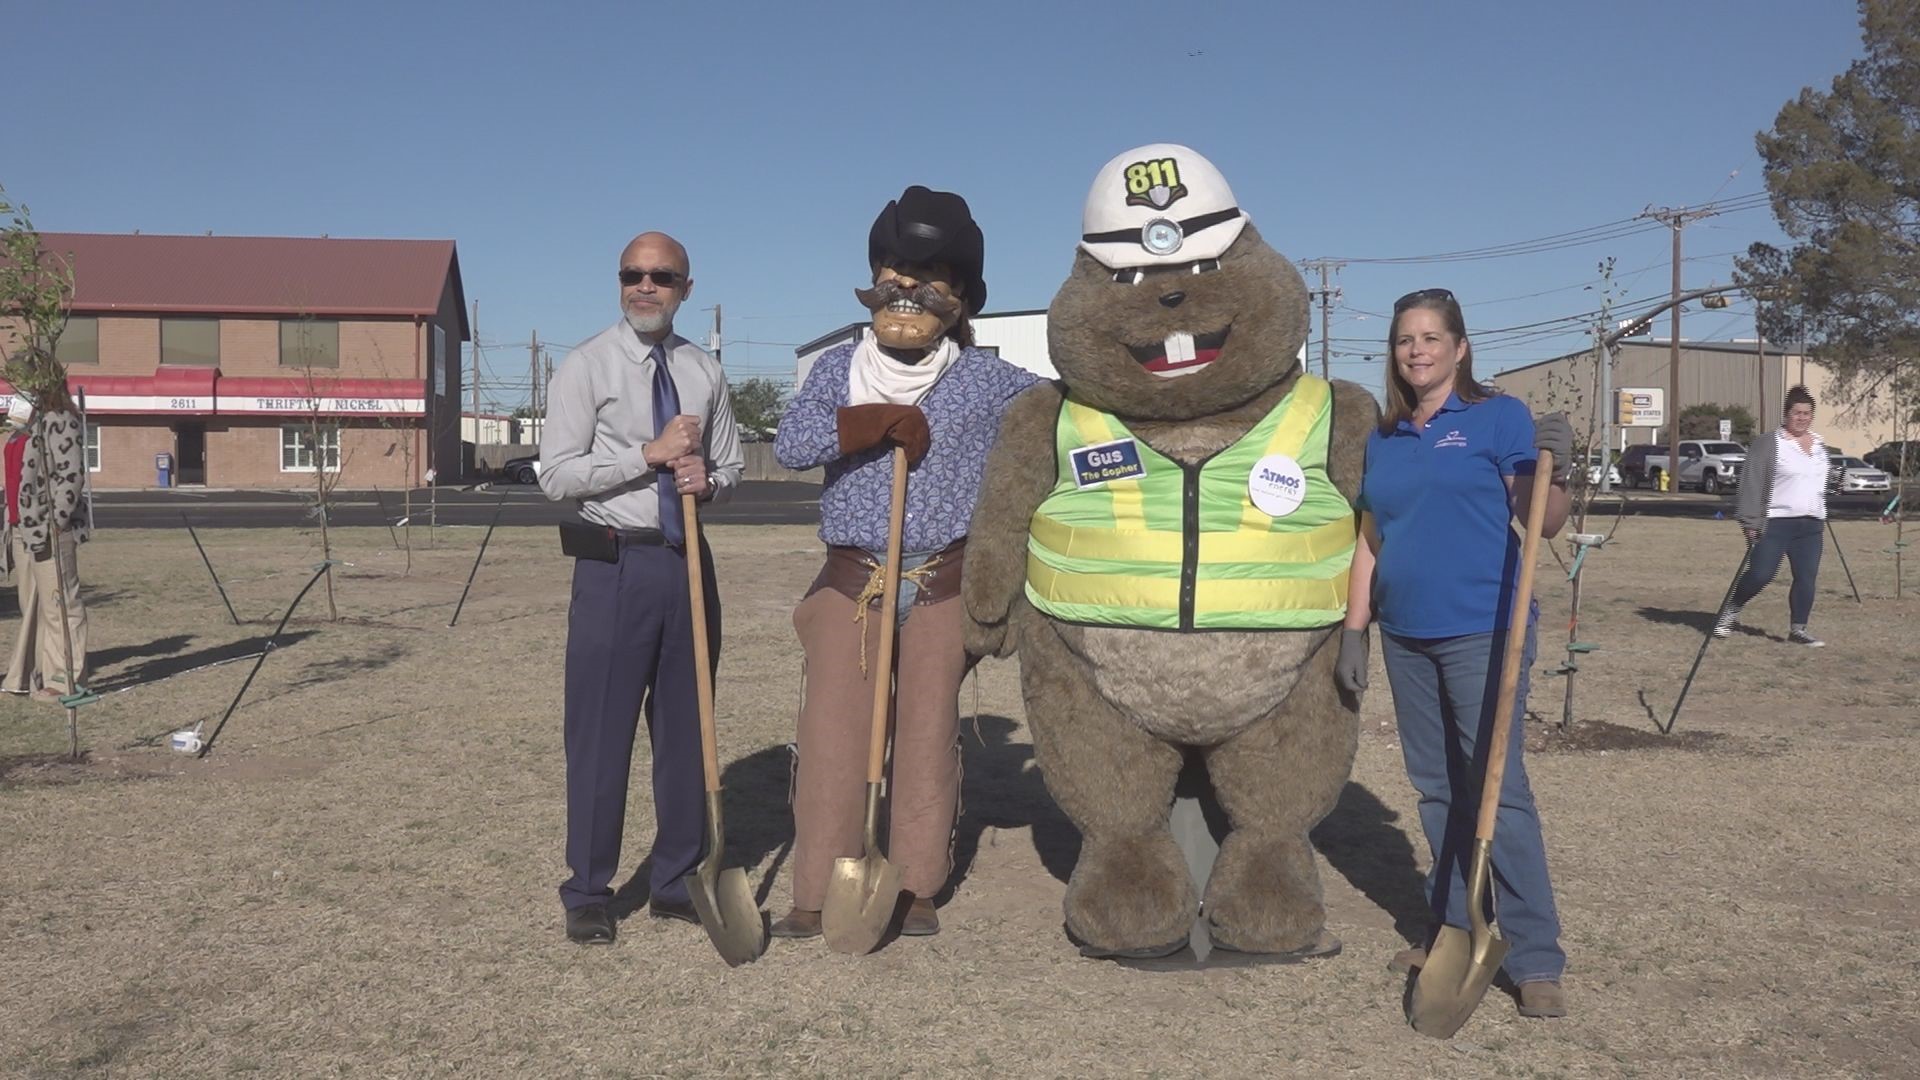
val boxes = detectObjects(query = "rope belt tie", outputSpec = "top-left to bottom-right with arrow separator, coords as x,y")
850,552 -> 945,676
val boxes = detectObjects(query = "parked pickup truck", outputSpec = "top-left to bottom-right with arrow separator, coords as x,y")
1619,440 -> 1746,493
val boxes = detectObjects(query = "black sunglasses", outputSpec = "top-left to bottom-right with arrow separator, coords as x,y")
1393,287 -> 1456,311
619,268 -> 685,288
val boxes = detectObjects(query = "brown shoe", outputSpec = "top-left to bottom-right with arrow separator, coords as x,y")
769,908 -> 821,939
900,897 -> 939,936
1517,980 -> 1568,1018
1388,945 -> 1427,975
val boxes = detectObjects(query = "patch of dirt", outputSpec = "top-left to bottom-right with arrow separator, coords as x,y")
1526,718 -> 1744,754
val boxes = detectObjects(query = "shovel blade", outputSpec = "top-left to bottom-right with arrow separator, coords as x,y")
683,796 -> 767,966
686,863 -> 767,967
821,851 -> 903,955
1408,923 -> 1510,1038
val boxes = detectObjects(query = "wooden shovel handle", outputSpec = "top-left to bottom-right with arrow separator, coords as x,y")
865,447 -> 910,784
683,491 -> 722,795
1474,449 -> 1553,841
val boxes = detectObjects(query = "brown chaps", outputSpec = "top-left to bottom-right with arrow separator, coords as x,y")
788,579 -> 968,910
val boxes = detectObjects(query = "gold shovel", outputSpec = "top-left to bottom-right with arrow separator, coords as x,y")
822,446 -> 910,954
1409,449 -> 1555,1038
679,491 -> 768,966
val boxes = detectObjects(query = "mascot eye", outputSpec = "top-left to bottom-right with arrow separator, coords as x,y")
1111,269 -> 1146,285
1190,259 -> 1221,275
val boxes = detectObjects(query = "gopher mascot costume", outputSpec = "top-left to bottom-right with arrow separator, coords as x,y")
964,144 -> 1377,961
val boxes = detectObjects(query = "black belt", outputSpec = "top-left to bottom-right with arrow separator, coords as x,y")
614,527 -> 667,546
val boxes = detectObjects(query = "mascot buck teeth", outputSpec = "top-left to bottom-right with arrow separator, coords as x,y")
964,144 -> 1379,962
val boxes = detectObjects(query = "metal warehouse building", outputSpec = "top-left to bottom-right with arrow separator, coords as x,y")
1490,338 -> 1900,458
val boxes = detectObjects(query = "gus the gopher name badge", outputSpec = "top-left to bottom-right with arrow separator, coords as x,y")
1071,438 -> 1147,489
1249,454 -> 1307,517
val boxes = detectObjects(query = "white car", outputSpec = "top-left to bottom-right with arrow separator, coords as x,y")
1830,456 -> 1892,493
1580,452 -> 1622,488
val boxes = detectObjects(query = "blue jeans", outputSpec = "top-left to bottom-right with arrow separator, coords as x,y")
1733,515 -> 1823,626
1381,613 -> 1565,983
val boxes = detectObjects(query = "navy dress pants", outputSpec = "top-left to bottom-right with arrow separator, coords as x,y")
559,540 -> 720,911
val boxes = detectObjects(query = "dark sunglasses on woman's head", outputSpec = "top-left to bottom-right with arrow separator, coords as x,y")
1393,287 -> 1455,311
619,268 -> 684,288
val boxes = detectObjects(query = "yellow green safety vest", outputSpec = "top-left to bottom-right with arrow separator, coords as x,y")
1025,374 -> 1355,631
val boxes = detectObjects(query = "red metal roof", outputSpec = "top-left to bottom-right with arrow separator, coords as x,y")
35,232 -> 468,338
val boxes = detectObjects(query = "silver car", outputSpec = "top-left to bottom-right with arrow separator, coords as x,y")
1831,456 -> 1892,493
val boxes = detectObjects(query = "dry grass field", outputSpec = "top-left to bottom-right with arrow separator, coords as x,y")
1,514 -> 1915,1078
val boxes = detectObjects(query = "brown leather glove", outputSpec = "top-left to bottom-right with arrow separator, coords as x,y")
837,404 -> 931,466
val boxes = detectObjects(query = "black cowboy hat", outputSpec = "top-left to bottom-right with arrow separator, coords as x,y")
868,185 -> 987,315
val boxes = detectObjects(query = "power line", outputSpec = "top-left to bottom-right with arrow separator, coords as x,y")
1324,193 -> 1768,265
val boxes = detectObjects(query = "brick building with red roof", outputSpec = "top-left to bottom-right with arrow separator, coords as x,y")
1,232 -> 468,489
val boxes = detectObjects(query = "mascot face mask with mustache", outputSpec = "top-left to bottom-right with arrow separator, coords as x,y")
854,185 -> 988,356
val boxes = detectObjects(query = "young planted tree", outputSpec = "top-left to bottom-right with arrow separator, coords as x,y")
0,186 -> 86,755
287,316 -> 348,620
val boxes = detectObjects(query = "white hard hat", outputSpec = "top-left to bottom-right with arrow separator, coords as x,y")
1079,143 -> 1248,269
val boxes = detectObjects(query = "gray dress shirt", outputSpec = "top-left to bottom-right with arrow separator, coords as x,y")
538,322 -> 745,529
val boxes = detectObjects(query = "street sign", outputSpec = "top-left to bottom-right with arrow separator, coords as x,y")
1718,419 -> 1733,441
1617,388 -> 1665,427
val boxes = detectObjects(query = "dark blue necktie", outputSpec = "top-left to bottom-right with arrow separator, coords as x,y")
649,343 -> 686,545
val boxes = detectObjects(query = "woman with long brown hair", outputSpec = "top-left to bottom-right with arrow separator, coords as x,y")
1332,289 -> 1574,1017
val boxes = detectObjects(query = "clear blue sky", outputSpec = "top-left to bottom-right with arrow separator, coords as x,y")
8,0 -> 1866,411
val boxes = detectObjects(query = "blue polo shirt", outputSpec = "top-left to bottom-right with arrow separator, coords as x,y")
1357,392 -> 1538,638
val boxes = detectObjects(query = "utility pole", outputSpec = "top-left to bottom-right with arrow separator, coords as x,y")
1597,324 -> 1615,494
528,330 -> 541,430
709,304 -> 723,366
1754,301 -> 1767,435
470,300 -> 481,471
1641,205 -> 1717,490
1301,260 -> 1344,379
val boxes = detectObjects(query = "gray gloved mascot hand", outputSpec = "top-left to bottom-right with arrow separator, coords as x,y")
1534,411 -> 1574,482
1334,627 -> 1369,693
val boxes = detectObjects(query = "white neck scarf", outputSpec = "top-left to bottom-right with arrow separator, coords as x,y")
847,328 -> 960,406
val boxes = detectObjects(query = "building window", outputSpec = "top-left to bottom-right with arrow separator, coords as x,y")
281,424 -> 341,472
279,320 -> 339,368
57,317 -> 99,364
161,318 -> 220,366
85,424 -> 101,473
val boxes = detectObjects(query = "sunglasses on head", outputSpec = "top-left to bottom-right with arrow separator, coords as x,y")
619,268 -> 684,288
1393,287 -> 1455,311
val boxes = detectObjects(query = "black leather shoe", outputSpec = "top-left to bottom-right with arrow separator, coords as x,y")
648,898 -> 700,925
565,903 -> 615,945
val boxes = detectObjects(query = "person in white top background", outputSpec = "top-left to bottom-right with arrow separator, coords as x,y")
1718,385 -> 1835,647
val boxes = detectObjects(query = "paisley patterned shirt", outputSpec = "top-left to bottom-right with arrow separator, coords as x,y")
776,343 -> 1041,553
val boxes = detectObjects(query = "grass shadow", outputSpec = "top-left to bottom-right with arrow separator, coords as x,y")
289,648 -> 410,690
1634,606 -> 1772,639
89,634 -> 195,672
1311,782 -> 1434,945
944,714 -> 1080,901
92,631 -> 319,695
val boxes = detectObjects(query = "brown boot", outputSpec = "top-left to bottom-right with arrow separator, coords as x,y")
1388,946 -> 1427,975
770,908 -> 821,939
1517,980 -> 1568,1018
900,897 -> 939,937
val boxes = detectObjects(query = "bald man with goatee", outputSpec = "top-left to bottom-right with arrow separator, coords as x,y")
539,231 -> 745,945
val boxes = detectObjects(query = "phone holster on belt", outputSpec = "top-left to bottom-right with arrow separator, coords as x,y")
558,520 -> 619,562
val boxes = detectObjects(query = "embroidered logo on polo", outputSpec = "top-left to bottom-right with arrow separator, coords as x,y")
1123,157 -> 1189,210
1070,438 -> 1147,488
1435,429 -> 1469,449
